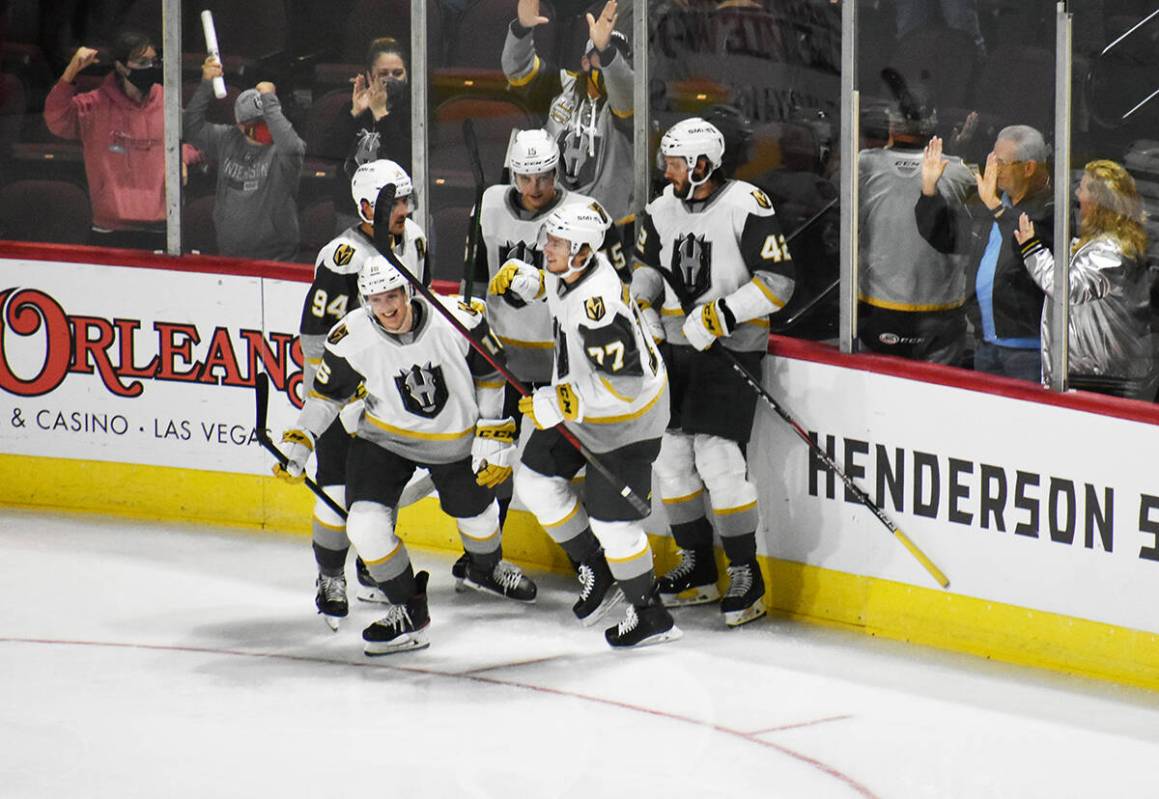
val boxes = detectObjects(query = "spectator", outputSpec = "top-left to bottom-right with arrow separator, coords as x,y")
895,0 -> 986,56
858,71 -> 975,364
44,31 -> 191,250
502,0 -> 634,220
184,58 -> 306,261
1015,159 -> 1155,399
332,37 -> 413,232
915,126 -> 1053,381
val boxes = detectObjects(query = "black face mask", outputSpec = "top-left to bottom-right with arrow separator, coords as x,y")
123,64 -> 162,96
384,77 -> 409,102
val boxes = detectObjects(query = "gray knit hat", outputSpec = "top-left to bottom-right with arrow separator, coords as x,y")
234,89 -> 263,124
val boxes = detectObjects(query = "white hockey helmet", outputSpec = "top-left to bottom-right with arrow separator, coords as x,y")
539,201 -> 609,277
660,117 -> 726,198
351,159 -> 414,225
509,129 -> 560,177
357,254 -> 411,298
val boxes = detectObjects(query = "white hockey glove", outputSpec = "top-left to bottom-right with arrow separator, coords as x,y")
273,429 -> 314,483
518,384 -> 584,430
471,417 -> 518,488
638,301 -> 666,344
489,259 -> 545,304
682,299 -> 735,351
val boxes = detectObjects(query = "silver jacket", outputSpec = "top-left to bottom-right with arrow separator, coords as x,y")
1022,234 -> 1154,394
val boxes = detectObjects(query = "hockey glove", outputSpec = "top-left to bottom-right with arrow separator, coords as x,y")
518,384 -> 584,430
273,429 -> 314,483
471,417 -> 518,488
637,301 -> 666,344
489,259 -> 545,306
682,299 -> 735,351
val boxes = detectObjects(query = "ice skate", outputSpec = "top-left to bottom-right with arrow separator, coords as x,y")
451,552 -> 469,592
363,571 -> 431,655
657,548 -> 721,607
573,550 -> 623,627
721,561 -> 766,627
355,556 -> 388,604
315,572 -> 348,631
605,596 -> 682,648
462,558 -> 537,602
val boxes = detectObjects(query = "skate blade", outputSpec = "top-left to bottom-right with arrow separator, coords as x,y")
356,586 -> 390,604
610,624 -> 684,649
363,631 -> 430,656
454,577 -> 467,593
321,614 -> 342,632
660,585 -> 721,608
578,587 -> 625,628
724,603 -> 767,628
461,576 -> 537,604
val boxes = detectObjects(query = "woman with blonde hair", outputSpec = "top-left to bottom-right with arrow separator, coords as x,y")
1015,159 -> 1155,399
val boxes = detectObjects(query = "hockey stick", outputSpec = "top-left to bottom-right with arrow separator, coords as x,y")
254,371 -> 348,520
461,118 -> 487,303
372,183 -> 651,517
651,269 -> 949,589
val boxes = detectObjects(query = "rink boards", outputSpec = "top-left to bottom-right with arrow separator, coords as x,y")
2,247 -> 1158,690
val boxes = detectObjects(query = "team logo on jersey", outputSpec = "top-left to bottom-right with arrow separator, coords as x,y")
502,240 -> 543,268
333,244 -> 356,267
584,296 -> 606,322
751,190 -> 772,210
327,323 -> 349,346
670,233 -> 713,301
394,362 -> 449,418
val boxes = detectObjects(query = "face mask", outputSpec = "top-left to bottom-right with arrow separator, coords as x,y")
245,122 -> 273,145
384,78 -> 409,103
123,64 -> 162,96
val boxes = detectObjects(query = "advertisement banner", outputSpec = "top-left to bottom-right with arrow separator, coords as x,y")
0,257 -> 308,474
752,356 -> 1159,635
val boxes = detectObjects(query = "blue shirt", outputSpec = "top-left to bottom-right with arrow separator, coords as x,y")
976,196 -> 1039,349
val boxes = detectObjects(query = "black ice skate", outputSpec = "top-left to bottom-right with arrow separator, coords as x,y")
363,571 -> 431,655
355,556 -> 388,604
573,550 -> 624,626
605,594 -> 682,648
721,561 -> 766,628
657,548 -> 721,607
462,558 -> 537,603
451,552 -> 469,592
315,572 -> 348,631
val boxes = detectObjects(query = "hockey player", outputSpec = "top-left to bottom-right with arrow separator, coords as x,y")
490,203 -> 680,648
297,158 -> 432,627
276,255 -> 537,655
631,117 -> 796,627
453,128 -> 625,582
501,0 -> 634,220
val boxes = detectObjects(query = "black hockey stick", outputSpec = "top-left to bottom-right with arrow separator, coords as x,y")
652,269 -> 949,589
254,371 -> 348,520
372,183 -> 651,517
461,118 -> 487,303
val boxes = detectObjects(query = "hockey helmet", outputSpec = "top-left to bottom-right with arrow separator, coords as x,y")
509,129 -> 560,177
539,202 -> 609,278
659,117 -> 726,198
351,159 -> 414,225
357,254 -> 411,298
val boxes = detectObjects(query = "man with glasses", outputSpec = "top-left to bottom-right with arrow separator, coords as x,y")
915,125 -> 1053,381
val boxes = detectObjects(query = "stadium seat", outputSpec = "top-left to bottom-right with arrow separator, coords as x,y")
0,179 -> 91,244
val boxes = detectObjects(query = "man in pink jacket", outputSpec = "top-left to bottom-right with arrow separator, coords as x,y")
44,31 -> 192,251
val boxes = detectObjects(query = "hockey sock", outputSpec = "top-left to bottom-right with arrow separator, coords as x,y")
720,531 -> 758,565
671,516 -> 714,551
557,526 -> 601,565
497,494 -> 512,531
313,542 -> 348,575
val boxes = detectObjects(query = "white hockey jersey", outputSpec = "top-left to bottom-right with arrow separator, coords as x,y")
543,253 -> 668,453
299,219 -> 428,372
634,180 -> 795,353
308,295 -> 501,464
479,185 -> 622,383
